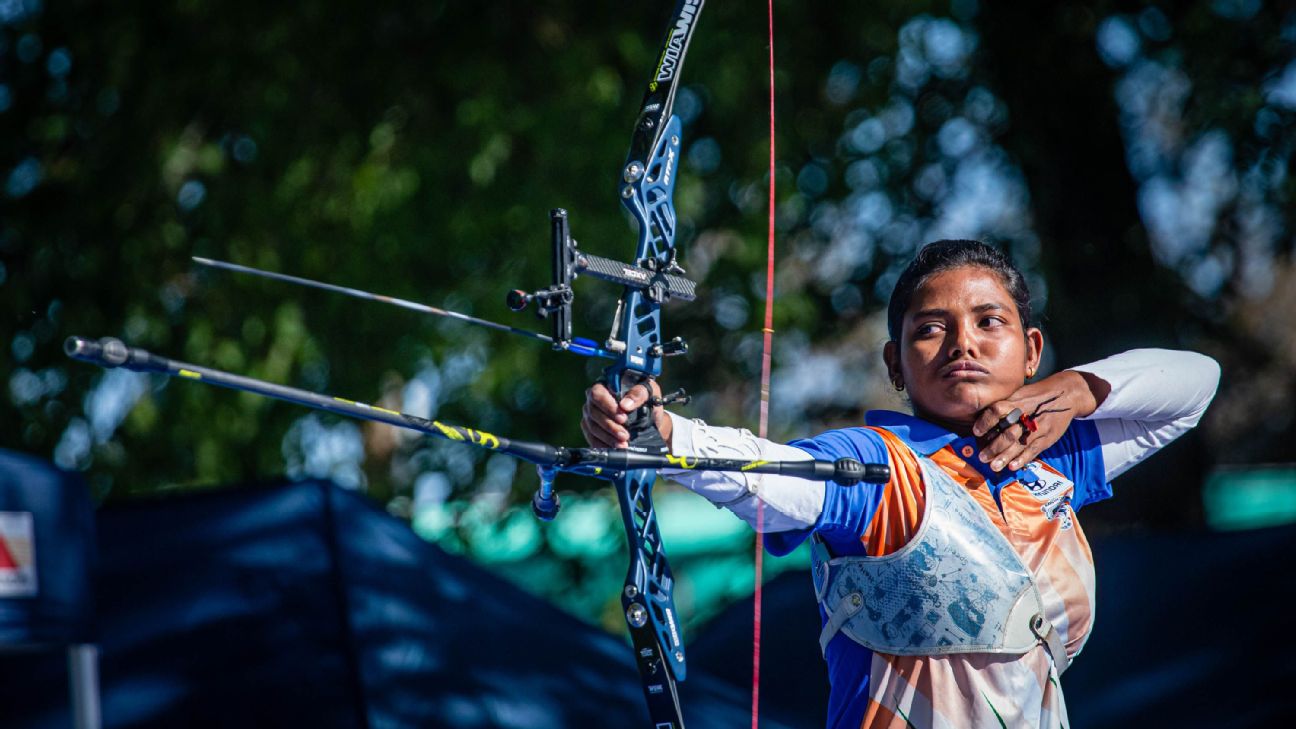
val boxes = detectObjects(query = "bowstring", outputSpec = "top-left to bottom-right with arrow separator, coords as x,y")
753,0 -> 777,726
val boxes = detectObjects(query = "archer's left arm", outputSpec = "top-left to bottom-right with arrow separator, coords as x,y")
661,412 -> 826,532
581,382 -> 827,532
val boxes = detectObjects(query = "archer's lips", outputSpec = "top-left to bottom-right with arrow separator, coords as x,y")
941,361 -> 990,379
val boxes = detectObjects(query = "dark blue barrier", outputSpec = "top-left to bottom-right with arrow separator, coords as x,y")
0,475 -> 785,729
0,449 -> 95,648
8,455 -> 1285,728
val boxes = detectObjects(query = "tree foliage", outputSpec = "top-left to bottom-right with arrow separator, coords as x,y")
3,0 -> 1293,538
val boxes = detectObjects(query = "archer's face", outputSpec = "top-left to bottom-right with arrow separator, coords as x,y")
888,266 -> 1041,429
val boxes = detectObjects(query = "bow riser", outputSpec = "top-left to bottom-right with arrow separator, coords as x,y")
600,3 -> 705,725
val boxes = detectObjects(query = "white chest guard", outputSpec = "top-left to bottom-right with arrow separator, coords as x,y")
811,451 -> 1071,675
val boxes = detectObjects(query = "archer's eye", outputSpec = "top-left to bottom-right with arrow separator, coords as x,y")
914,322 -> 942,338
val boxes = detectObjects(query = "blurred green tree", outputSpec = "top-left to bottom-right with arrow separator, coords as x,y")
2,0 -> 1293,617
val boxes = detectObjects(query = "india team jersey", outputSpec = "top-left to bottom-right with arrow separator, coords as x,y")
767,410 -> 1109,729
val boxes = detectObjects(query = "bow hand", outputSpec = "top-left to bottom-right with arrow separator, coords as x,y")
582,379 -> 673,450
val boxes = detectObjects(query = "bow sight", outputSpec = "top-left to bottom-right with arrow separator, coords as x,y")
507,208 -> 696,361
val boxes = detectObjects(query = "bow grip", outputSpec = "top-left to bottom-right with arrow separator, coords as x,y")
604,370 -> 670,455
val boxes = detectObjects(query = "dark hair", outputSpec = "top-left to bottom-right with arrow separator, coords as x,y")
886,239 -> 1032,342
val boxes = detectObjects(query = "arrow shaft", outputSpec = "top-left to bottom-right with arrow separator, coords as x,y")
192,256 -> 556,345
64,337 -> 888,486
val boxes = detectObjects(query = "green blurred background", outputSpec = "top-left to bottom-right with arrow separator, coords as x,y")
3,0 -> 1294,633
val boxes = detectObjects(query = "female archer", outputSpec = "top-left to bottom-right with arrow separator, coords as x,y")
581,239 -> 1219,728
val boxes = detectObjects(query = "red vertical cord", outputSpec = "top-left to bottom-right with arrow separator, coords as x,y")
753,1 -> 777,727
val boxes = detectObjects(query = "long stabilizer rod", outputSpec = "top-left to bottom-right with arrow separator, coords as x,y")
65,336 -> 889,485
192,256 -> 557,346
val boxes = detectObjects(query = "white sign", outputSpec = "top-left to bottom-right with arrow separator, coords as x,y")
0,511 -> 38,598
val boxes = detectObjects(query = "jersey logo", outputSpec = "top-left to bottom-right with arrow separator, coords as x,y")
1041,494 -> 1075,530
1018,462 -> 1074,502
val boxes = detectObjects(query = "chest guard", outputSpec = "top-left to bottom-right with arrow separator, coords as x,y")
811,450 -> 1070,675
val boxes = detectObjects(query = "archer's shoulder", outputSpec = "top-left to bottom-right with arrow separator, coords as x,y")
1044,419 -> 1103,458
1038,419 -> 1108,507
786,413 -> 909,463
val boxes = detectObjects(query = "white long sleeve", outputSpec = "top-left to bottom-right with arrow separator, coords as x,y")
661,412 -> 823,532
1070,348 -> 1220,481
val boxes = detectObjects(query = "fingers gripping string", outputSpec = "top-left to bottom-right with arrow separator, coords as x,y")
753,2 -> 777,727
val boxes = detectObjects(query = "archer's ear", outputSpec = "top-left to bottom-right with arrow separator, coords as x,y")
1025,327 -> 1044,372
882,340 -> 901,381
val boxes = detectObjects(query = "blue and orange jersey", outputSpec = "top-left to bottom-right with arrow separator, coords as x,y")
769,410 -> 1109,729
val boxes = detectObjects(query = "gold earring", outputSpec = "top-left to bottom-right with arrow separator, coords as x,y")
1026,367 -> 1036,378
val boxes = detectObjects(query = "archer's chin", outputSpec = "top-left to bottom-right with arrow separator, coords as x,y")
929,383 -> 996,419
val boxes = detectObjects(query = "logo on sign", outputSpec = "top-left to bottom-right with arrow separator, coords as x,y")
0,512 -> 38,597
